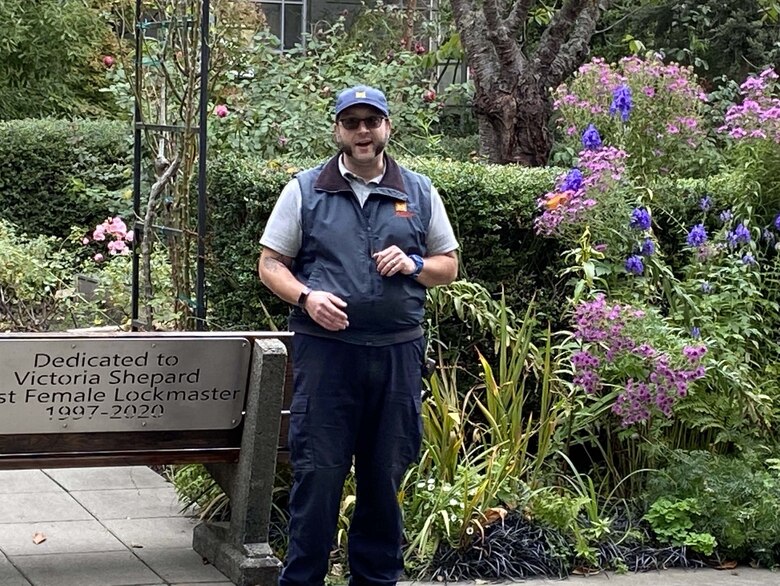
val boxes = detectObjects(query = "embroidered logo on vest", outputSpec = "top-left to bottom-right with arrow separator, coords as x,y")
395,201 -> 414,218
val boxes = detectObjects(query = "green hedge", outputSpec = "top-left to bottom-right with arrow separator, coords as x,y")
0,119 -> 566,331
0,119 -> 132,237
206,154 -> 564,330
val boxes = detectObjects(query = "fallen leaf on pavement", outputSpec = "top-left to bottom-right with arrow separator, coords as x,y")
32,532 -> 46,545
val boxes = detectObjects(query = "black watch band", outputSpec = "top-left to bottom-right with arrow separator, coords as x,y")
297,286 -> 312,310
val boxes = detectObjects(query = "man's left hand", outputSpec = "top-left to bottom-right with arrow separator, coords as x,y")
373,246 -> 414,277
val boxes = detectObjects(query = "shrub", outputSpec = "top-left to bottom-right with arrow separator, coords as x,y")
0,119 -> 132,238
552,56 -> 717,178
0,219 -> 75,331
0,0 -> 118,119
210,15 -> 445,159
646,451 -> 780,566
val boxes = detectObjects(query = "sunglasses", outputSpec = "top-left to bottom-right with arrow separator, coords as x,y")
337,115 -> 387,131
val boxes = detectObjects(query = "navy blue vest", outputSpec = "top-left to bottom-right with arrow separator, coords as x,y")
289,154 -> 431,345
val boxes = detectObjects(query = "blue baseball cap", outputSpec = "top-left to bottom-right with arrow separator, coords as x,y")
334,85 -> 389,118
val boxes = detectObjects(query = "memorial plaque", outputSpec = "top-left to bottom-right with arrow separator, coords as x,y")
0,337 -> 251,434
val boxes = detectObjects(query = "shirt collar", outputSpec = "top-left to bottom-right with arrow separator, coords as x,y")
338,154 -> 385,185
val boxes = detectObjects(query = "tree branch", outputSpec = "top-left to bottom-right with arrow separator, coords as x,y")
506,0 -> 536,36
547,0 -> 609,87
533,0 -> 591,74
450,0 -> 498,81
483,0 -> 525,74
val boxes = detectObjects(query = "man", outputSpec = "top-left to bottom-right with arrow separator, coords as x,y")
258,84 -> 459,586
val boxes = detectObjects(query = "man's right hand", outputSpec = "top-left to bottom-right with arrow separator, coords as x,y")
303,291 -> 349,331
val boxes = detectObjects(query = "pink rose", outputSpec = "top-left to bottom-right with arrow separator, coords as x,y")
103,55 -> 114,68
423,89 -> 436,103
214,104 -> 229,118
94,253 -> 104,262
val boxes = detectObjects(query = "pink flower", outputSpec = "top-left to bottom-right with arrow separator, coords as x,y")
125,230 -> 134,242
93,224 -> 106,241
102,55 -> 114,68
214,104 -> 229,118
108,240 -> 128,256
94,253 -> 104,262
108,217 -> 127,237
423,89 -> 436,103
82,237 -> 90,245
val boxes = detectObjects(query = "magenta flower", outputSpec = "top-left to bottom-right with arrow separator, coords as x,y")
214,104 -> 229,118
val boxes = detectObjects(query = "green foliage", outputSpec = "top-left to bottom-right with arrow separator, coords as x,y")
593,0 -> 780,83
0,0 -> 118,119
402,296 -> 567,572
0,215 -> 177,333
168,464 -> 229,520
0,119 -> 132,238
646,451 -> 780,565
0,219 -> 75,331
643,497 -> 716,554
210,14 -> 444,159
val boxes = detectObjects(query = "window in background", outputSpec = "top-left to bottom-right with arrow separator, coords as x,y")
250,0 -> 306,50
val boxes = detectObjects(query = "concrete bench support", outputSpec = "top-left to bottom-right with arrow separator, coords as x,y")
193,338 -> 287,586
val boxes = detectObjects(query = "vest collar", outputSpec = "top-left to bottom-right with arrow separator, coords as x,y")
314,153 -> 409,201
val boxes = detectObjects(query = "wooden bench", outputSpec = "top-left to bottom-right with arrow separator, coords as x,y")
0,330 -> 292,586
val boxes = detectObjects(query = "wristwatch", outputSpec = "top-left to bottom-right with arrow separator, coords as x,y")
409,254 -> 424,279
297,286 -> 312,310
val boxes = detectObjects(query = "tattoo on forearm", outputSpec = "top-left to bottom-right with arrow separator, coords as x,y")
263,252 -> 292,272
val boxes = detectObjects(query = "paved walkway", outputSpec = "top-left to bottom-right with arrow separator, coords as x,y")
0,466 -> 776,586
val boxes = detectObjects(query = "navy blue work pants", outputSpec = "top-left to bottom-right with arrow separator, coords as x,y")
279,333 -> 424,586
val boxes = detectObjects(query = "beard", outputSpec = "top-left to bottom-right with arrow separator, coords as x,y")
337,136 -> 387,158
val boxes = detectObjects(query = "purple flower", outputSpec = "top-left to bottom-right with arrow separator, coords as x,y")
775,213 -> 780,231
701,281 -> 713,294
742,253 -> 757,266
582,124 -> 603,150
686,223 -> 708,247
691,327 -> 701,339
699,196 -> 712,211
625,255 -> 644,275
574,370 -> 602,394
735,223 -> 751,242
609,84 -> 633,122
719,209 -> 733,223
683,345 -> 708,362
560,168 -> 584,192
728,223 -> 752,247
630,208 -> 652,230
572,350 -> 600,369
639,238 -> 655,256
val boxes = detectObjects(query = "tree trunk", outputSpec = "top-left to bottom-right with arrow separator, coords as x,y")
474,74 -> 553,166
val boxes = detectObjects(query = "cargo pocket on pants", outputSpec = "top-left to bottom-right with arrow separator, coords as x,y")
288,395 -> 313,471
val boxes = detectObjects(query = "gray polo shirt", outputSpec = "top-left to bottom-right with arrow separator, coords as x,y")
261,156 -> 459,258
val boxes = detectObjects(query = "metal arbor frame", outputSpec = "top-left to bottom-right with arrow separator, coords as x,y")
131,0 -> 210,331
